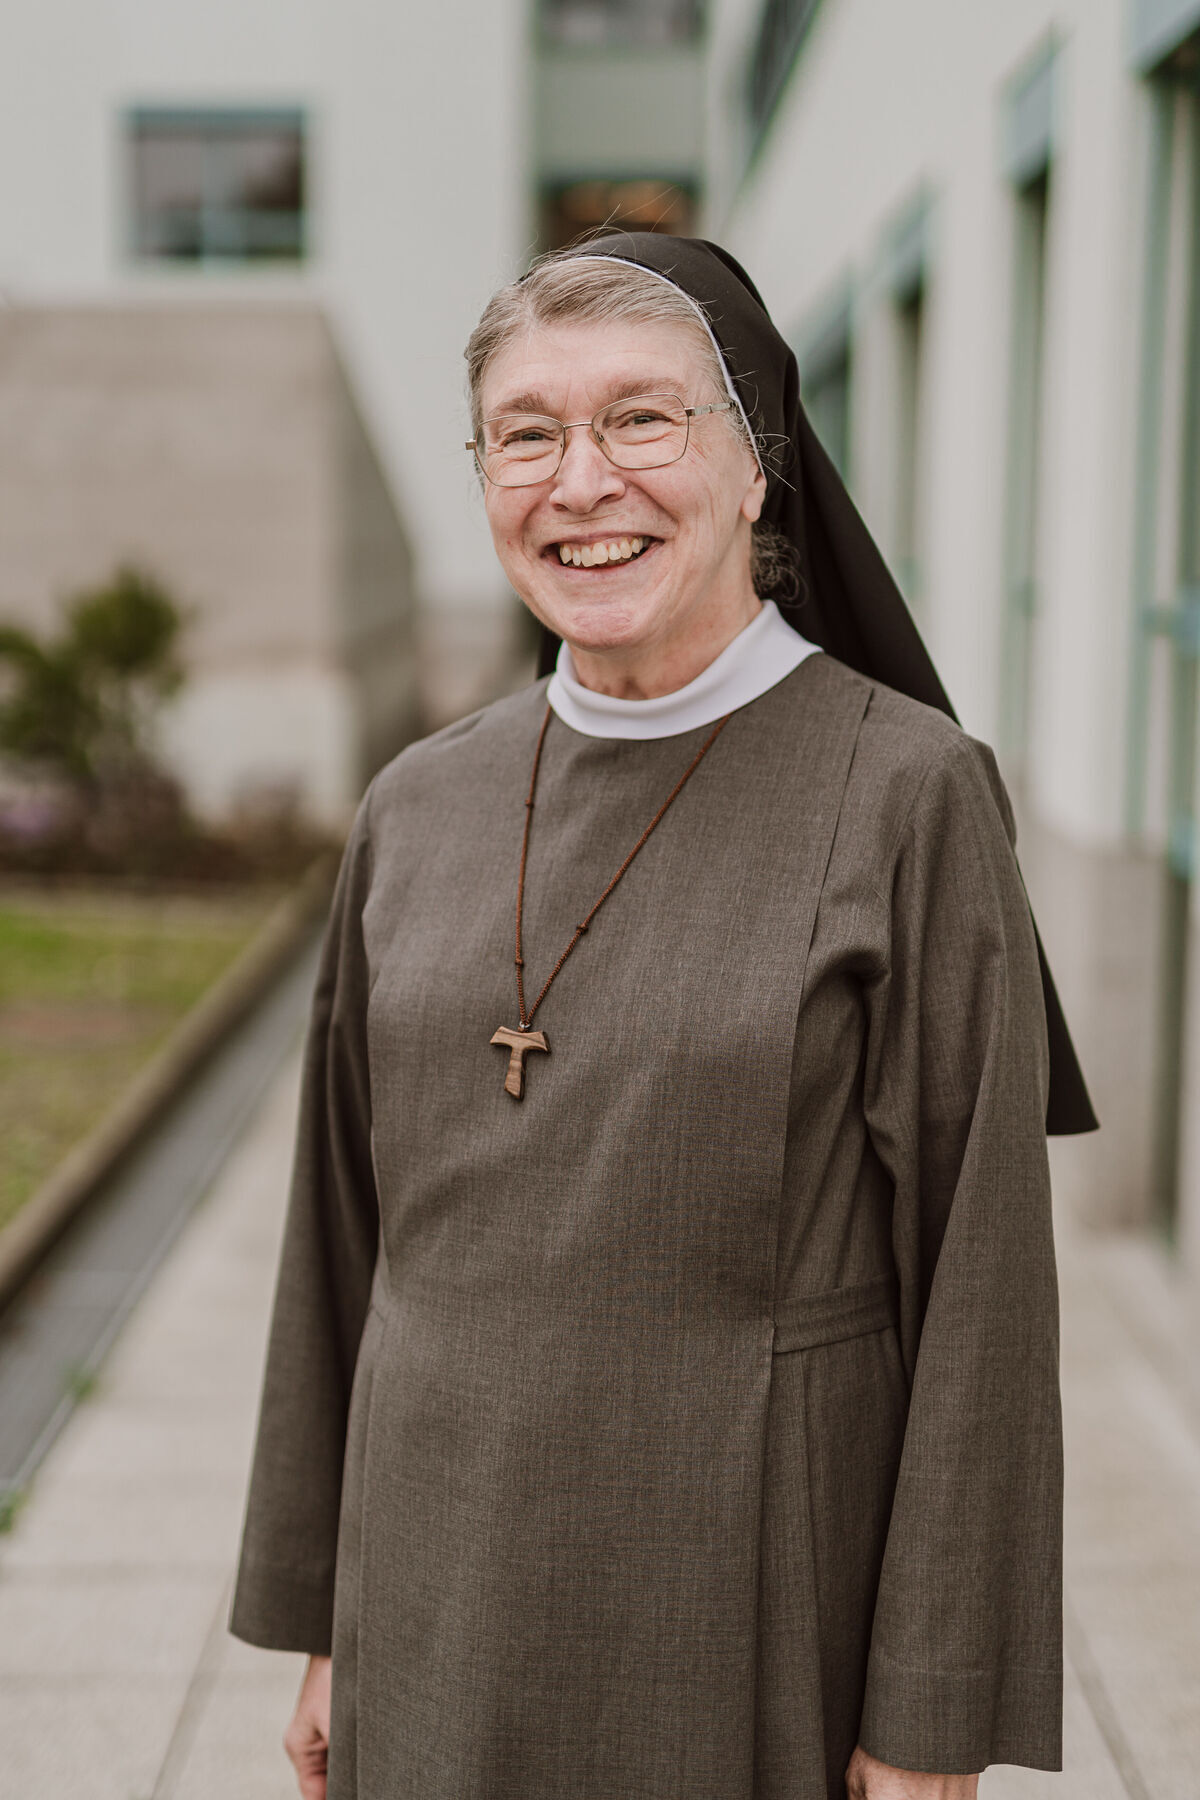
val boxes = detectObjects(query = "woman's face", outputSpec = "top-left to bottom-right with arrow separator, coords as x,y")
478,317 -> 766,678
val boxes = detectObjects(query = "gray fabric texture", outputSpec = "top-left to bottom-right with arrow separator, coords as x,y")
229,651 -> 1063,1797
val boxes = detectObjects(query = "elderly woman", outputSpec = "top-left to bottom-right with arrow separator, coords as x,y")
230,233 -> 1097,1800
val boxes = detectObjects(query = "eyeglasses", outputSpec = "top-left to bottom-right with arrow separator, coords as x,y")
467,392 -> 734,488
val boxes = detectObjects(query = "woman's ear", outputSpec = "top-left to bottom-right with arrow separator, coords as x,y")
741,462 -> 767,525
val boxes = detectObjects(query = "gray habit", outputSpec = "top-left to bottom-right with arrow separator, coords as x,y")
229,651 -> 1063,1798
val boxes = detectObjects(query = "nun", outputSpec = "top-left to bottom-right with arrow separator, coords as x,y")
229,232 -> 1099,1800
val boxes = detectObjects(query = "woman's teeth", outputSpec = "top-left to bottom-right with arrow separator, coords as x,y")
557,537 -> 648,567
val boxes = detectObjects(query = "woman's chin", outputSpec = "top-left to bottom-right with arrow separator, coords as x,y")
535,594 -> 659,658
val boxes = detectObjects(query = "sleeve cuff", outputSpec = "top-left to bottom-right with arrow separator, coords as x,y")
227,1557 -> 336,1657
858,1642 -> 1063,1774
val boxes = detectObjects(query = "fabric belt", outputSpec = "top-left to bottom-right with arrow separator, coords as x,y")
771,1274 -> 900,1353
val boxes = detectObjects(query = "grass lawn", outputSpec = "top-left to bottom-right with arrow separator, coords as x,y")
0,886 -> 283,1234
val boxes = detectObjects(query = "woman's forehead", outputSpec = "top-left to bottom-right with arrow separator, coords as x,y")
481,317 -> 711,416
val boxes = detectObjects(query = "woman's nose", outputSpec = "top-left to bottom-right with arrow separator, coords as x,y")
549,425 -> 625,512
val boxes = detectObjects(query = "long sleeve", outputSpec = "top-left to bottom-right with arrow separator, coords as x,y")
228,785 -> 380,1655
857,731 -> 1064,1773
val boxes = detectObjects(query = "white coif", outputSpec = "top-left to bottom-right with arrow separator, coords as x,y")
547,599 -> 820,741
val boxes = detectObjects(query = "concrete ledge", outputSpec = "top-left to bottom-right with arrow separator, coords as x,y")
0,856 -> 336,1314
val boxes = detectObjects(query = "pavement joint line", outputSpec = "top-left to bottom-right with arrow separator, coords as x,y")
150,1572 -> 241,1800
1063,1594 -> 1154,1800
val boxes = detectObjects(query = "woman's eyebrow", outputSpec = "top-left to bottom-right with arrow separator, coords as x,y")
599,378 -> 682,406
486,378 -> 683,417
489,390 -> 552,417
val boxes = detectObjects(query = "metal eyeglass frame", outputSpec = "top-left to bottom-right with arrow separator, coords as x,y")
466,394 -> 734,487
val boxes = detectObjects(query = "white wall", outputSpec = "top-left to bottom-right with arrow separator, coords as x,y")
318,0 -> 531,616
705,0 -> 1137,851
160,660 -> 356,825
0,0 -> 530,622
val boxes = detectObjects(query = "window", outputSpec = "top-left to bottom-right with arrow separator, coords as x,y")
796,288 -> 854,481
999,166 -> 1050,776
892,279 -> 925,607
1126,38 -> 1200,1235
747,0 -> 822,143
804,346 -> 851,480
540,178 -> 695,251
995,37 -> 1059,773
875,193 -> 932,609
539,0 -> 703,48
127,108 -> 306,263
1130,0 -> 1200,73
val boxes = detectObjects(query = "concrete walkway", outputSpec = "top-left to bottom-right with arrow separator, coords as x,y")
0,1047 -> 1197,1799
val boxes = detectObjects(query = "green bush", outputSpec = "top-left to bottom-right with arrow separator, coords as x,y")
0,564 -> 185,789
0,565 -> 335,882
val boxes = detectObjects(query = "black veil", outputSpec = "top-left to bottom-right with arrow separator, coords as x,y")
529,231 -> 1097,1135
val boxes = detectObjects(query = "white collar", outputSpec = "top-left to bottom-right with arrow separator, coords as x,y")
546,600 -> 820,740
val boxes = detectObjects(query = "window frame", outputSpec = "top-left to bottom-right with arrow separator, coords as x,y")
125,105 -> 309,267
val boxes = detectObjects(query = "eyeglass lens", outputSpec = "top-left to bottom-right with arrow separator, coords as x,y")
476,394 -> 690,486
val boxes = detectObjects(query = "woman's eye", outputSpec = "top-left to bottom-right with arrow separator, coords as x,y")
606,406 -> 674,434
500,427 -> 554,447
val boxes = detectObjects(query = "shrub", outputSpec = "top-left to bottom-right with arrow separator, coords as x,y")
0,564 -> 185,788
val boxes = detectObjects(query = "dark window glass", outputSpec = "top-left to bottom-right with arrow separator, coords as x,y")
747,0 -> 821,139
129,109 -> 306,263
803,349 -> 851,480
894,281 -> 925,606
796,293 -> 853,479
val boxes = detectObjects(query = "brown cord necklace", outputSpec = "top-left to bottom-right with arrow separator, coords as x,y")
490,701 -> 732,1099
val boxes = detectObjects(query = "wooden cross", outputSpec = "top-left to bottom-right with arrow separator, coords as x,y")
490,1026 -> 550,1100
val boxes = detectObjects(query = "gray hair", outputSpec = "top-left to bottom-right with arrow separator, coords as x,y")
464,247 -> 799,602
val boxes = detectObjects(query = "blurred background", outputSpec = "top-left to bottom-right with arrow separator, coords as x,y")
0,1 -> 1197,1795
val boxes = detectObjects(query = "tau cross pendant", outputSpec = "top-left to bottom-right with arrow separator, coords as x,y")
490,1025 -> 550,1100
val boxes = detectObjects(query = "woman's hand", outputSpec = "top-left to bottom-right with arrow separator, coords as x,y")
846,1744 -> 980,1798
283,1654 -> 332,1799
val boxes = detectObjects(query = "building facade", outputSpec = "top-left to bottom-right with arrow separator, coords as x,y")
706,0 -> 1200,1275
534,0 -> 706,247
7,0 -> 1193,1267
0,0 -> 529,822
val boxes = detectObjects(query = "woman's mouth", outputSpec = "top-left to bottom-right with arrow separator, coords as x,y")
546,536 -> 658,569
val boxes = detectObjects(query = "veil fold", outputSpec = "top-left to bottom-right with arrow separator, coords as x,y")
531,231 -> 1097,1135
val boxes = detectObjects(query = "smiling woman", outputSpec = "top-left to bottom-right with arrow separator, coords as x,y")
229,235 -> 1098,1800
466,254 -> 801,637
473,306 -> 766,698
